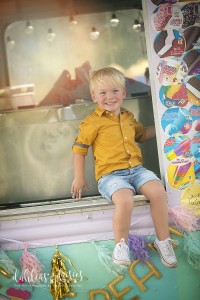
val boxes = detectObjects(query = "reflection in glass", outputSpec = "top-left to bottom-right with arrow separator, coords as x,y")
5,9 -> 148,104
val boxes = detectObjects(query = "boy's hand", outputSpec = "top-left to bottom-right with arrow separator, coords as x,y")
71,177 -> 89,199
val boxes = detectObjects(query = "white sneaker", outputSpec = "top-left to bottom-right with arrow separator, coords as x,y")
113,238 -> 131,266
154,237 -> 178,268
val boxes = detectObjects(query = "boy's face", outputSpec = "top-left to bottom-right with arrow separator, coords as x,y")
92,81 -> 126,115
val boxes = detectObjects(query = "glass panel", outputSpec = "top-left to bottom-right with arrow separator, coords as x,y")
4,9 -> 148,107
0,9 -> 160,206
0,98 -> 159,204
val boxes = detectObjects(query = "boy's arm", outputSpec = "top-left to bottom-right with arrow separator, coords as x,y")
145,125 -> 156,140
71,153 -> 89,199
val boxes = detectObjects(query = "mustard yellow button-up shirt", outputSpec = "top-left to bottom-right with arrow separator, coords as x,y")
72,105 -> 146,181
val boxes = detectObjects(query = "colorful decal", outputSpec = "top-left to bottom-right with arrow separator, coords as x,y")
181,3 -> 200,29
151,0 -> 178,6
153,29 -> 185,58
185,75 -> 200,106
183,25 -> 200,51
183,49 -> 200,76
190,132 -> 200,162
152,4 -> 183,32
189,105 -> 200,131
167,161 -> 195,190
164,136 -> 192,164
194,159 -> 200,181
156,57 -> 187,85
181,184 -> 200,216
159,83 -> 188,107
161,107 -> 192,136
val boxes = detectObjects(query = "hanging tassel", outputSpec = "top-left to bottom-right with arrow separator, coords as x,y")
0,248 -> 18,276
147,242 -> 157,252
168,205 -> 198,232
93,242 -> 128,276
128,234 -> 151,263
19,244 -> 43,284
183,232 -> 200,270
50,245 -> 81,300
0,267 -> 11,278
169,226 -> 184,238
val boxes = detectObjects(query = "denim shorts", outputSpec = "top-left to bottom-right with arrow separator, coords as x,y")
98,165 -> 162,201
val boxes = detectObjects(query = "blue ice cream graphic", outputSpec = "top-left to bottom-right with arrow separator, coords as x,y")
168,108 -> 190,135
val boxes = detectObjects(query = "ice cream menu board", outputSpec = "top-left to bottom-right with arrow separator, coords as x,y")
143,0 -> 200,213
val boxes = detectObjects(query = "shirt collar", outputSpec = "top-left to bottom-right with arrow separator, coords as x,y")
95,105 -> 128,117
95,105 -> 105,117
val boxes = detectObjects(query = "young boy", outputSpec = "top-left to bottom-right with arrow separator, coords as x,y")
71,67 -> 178,268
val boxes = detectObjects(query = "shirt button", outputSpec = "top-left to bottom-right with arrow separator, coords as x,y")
110,113 -> 113,116
124,136 -> 127,139
121,123 -> 123,125
106,111 -> 108,113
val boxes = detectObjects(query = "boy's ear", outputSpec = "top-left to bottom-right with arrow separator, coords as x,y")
92,93 -> 97,102
123,90 -> 127,98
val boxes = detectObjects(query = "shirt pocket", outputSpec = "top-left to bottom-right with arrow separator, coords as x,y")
125,124 -> 136,140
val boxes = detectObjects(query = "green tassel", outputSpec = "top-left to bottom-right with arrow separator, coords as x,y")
93,242 -> 128,276
183,232 -> 200,270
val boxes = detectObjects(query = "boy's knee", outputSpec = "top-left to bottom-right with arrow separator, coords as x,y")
112,188 -> 134,202
113,195 -> 134,211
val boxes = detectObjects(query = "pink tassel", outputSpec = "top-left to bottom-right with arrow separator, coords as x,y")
168,205 -> 198,232
128,234 -> 151,263
19,244 -> 43,284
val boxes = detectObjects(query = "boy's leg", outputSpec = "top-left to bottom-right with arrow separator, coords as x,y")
139,180 -> 178,268
112,188 -> 135,243
139,180 -> 169,240
112,188 -> 134,265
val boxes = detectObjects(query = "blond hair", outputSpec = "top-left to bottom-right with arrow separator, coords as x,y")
89,67 -> 126,95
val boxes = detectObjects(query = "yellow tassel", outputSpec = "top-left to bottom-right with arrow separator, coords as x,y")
147,243 -> 158,252
50,246 -> 76,300
0,267 -> 11,278
169,226 -> 184,238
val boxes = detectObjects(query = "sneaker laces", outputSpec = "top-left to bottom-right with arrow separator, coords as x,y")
164,239 -> 179,257
115,238 -> 129,258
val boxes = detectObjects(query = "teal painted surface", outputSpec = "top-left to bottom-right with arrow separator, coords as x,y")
0,233 -> 200,300
176,232 -> 200,300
